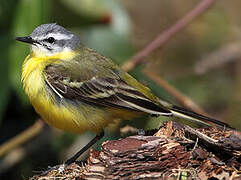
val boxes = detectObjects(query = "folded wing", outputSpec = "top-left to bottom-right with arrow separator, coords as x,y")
44,64 -> 172,116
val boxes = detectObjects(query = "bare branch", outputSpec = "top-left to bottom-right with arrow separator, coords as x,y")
0,119 -> 44,158
122,0 -> 218,72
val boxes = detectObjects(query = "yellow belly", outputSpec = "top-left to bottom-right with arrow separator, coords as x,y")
31,92 -> 113,133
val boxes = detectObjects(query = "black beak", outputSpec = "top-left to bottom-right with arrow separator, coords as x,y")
16,36 -> 35,44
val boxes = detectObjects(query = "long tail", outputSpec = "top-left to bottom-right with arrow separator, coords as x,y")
169,105 -> 233,128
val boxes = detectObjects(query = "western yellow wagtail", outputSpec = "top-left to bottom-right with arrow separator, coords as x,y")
16,23 -> 231,166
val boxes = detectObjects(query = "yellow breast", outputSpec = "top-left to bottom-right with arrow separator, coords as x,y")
21,51 -> 104,133
21,50 -> 77,103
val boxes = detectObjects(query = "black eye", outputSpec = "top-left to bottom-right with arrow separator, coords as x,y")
47,37 -> 55,43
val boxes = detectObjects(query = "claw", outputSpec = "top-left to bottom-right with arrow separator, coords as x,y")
39,164 -> 66,176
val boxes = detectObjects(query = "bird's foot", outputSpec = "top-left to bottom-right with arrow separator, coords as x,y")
138,129 -> 145,136
39,163 -> 66,176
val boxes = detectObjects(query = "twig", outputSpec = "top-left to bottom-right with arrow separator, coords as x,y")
0,119 -> 44,158
184,126 -> 241,156
122,0 -> 218,72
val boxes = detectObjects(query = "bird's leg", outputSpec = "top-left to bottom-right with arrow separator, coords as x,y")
65,130 -> 104,165
40,131 -> 104,176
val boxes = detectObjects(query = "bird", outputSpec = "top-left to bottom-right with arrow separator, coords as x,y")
16,23 -> 232,166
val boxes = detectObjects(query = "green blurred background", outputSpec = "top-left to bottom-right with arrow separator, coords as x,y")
0,0 -> 241,179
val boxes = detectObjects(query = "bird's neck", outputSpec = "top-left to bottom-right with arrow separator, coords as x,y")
30,47 -> 78,60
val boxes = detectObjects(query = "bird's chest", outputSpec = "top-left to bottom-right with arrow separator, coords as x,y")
21,57 -> 61,126
21,57 -> 48,102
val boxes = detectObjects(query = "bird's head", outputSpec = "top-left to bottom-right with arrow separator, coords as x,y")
16,23 -> 80,56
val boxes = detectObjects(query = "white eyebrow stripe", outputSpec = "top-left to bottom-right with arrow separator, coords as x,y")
47,33 -> 73,40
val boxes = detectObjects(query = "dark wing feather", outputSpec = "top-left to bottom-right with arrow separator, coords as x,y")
44,64 -> 171,115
